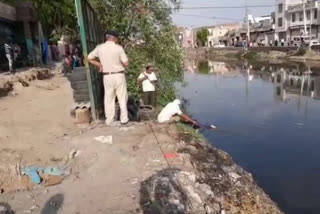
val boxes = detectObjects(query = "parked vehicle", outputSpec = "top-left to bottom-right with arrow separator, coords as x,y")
234,41 -> 244,47
292,36 -> 319,46
213,43 -> 226,48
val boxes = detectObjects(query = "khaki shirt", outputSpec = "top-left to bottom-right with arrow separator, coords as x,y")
88,41 -> 128,73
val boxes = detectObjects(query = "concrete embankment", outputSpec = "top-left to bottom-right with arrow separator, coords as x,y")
185,46 -> 320,62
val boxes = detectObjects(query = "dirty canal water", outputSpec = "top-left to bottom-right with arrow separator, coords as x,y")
178,59 -> 320,214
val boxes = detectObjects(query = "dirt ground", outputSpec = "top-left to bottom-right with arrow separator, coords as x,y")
0,70 -> 283,214
0,73 -> 77,166
0,72 -> 185,213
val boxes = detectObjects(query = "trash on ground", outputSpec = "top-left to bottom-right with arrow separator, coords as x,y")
23,166 -> 65,184
228,172 -> 241,183
29,205 -> 40,211
131,178 -> 139,185
42,175 -> 65,187
50,157 -> 63,162
69,149 -> 82,159
164,153 -> 179,159
94,135 -> 113,145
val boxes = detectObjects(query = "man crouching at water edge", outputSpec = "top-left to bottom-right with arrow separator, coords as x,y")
158,99 -> 200,127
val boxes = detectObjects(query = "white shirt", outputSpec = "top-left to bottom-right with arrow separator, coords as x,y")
88,41 -> 128,73
158,101 -> 183,123
138,72 -> 157,92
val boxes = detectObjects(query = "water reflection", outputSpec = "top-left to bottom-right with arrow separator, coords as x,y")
179,59 -> 320,214
184,59 -> 320,104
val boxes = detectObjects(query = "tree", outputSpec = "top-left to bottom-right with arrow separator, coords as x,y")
31,0 -> 78,42
197,28 -> 209,47
4,0 -> 183,104
2,0 -> 78,42
89,0 -> 183,104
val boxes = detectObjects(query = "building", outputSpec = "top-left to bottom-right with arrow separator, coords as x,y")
272,66 -> 320,101
176,27 -> 195,48
240,14 -> 275,46
0,1 -> 39,69
207,23 -> 241,47
275,0 -> 320,45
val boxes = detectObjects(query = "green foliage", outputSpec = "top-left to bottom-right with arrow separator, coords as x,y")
295,46 -> 307,56
197,28 -> 209,47
198,61 -> 209,74
31,0 -> 77,42
89,0 -> 183,105
177,122 -> 205,141
17,0 -> 183,105
242,51 -> 257,60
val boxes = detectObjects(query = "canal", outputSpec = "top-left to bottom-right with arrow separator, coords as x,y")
178,59 -> 320,214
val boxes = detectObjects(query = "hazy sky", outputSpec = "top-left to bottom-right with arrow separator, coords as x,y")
172,0 -> 275,27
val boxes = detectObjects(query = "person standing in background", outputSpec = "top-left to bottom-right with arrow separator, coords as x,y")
4,39 -> 14,73
138,65 -> 158,107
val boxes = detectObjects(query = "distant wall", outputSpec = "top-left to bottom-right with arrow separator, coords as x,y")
0,2 -> 16,21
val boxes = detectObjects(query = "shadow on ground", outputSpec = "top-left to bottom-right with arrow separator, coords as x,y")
0,202 -> 15,214
139,168 -> 191,214
40,194 -> 64,214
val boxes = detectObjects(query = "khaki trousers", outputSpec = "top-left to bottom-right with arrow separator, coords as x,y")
143,91 -> 156,107
103,73 -> 128,124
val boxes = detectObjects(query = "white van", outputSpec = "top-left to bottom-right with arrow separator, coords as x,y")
292,36 -> 319,46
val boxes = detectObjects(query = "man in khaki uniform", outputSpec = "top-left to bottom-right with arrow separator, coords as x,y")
88,31 -> 129,125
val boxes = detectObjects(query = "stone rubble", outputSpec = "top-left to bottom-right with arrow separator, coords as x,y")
140,127 -> 284,214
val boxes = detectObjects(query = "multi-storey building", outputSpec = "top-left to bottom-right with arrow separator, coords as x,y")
275,0 -> 320,44
207,23 -> 241,47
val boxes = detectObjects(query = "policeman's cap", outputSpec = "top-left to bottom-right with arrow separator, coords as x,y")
105,31 -> 119,38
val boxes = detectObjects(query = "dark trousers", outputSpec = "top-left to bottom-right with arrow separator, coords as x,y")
143,91 -> 156,107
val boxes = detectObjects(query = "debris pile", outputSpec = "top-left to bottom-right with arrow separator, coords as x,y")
0,68 -> 53,97
0,165 -> 67,194
140,135 -> 284,214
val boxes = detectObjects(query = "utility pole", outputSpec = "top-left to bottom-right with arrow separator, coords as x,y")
245,0 -> 250,49
213,17 -> 217,46
303,0 -> 307,36
309,0 -> 312,47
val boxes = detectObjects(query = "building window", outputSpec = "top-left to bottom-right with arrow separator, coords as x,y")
299,12 -> 303,21
314,9 -> 318,19
292,13 -> 296,22
307,10 -> 311,20
278,3 -> 283,13
278,18 -> 283,27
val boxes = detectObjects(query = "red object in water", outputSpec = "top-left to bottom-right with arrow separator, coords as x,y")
164,154 -> 179,159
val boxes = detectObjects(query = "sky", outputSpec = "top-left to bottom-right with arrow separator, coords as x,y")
172,0 -> 275,27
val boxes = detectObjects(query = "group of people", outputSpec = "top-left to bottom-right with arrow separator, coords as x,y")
64,51 -> 84,71
87,31 -> 199,127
